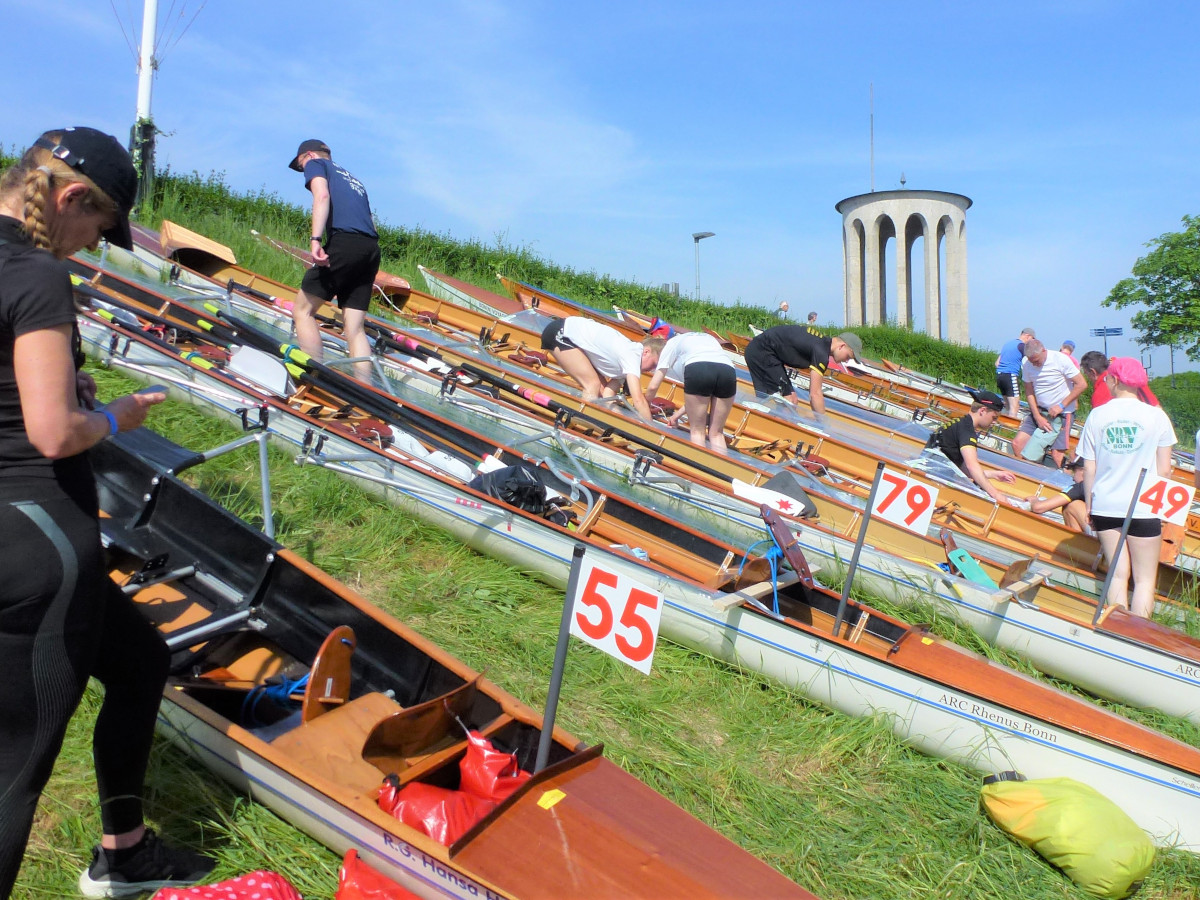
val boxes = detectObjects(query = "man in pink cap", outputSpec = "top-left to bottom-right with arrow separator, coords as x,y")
1077,357 -> 1177,618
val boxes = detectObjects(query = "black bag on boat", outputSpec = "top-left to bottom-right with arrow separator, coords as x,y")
468,463 -> 547,515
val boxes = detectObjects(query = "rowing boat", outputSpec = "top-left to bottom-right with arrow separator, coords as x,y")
74,278 -> 1200,851
80,244 -> 1200,611
418,266 -> 526,317
94,428 -> 810,899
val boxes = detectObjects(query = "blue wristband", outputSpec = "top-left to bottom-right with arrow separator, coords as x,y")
100,408 -> 118,436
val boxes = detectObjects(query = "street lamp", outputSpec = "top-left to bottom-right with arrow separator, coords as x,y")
692,231 -> 715,301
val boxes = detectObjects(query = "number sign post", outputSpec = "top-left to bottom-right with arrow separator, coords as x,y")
872,470 -> 939,534
569,558 -> 664,674
1135,475 -> 1194,526
535,545 -> 664,772
834,464 -> 940,637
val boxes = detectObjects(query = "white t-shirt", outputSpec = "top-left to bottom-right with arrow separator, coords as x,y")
656,332 -> 734,382
1077,397 -> 1177,517
560,317 -> 642,380
1021,349 -> 1081,411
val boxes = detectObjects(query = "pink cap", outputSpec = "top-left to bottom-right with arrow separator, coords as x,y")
1106,357 -> 1148,388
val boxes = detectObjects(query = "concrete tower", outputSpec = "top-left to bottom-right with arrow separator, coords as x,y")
836,189 -> 971,344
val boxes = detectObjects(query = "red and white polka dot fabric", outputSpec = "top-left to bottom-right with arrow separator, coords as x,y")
152,870 -> 302,899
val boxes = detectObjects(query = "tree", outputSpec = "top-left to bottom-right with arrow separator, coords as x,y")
1104,214 -> 1200,359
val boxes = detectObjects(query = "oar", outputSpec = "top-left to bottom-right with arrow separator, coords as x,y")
363,322 -> 814,517
72,278 -> 238,349
209,310 -> 505,464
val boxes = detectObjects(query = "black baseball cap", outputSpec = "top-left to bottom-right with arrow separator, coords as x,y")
33,127 -> 137,249
975,390 -> 1004,411
289,139 -> 330,171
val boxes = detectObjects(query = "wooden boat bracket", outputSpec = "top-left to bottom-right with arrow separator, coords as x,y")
760,508 -> 815,592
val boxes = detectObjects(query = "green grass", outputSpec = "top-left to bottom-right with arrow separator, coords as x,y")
6,151 -> 1200,897
13,368 -> 1200,899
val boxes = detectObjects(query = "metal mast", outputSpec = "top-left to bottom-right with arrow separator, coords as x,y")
132,0 -> 158,209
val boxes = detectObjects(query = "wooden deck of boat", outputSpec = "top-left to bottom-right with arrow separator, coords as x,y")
453,754 -> 813,899
886,628 -> 1200,774
1100,607 -> 1200,665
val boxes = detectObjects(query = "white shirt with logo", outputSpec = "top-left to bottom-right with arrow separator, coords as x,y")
1077,397 -> 1177,517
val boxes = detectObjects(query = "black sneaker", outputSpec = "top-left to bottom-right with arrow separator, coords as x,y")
78,829 -> 215,898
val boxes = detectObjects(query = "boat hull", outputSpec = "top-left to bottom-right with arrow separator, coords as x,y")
80,312 -> 1200,852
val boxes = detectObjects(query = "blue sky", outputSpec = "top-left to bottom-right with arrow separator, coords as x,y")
4,1 -> 1198,372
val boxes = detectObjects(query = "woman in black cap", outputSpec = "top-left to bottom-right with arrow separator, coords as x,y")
0,128 -> 213,898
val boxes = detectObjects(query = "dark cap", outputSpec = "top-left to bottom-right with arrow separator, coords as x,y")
289,139 -> 330,171
975,390 -> 1004,412
1062,456 -> 1085,470
836,332 -> 863,360
34,127 -> 137,249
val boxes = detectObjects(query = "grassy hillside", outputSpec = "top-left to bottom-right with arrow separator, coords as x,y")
142,169 -> 1002,387
7,159 -> 1200,898
143,167 -> 1200,444
17,378 -> 1200,900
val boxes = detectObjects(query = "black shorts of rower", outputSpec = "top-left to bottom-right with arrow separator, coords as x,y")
300,231 -> 381,312
540,317 -> 579,351
1089,515 -> 1162,538
995,371 -> 1019,397
683,361 -> 737,399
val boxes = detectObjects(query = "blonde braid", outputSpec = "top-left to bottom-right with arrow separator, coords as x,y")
21,165 -> 54,251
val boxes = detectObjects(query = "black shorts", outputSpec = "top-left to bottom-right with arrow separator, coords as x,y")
300,231 -> 381,312
683,362 -> 737,399
744,346 -> 793,398
540,317 -> 578,351
1090,515 -> 1162,538
995,371 -> 1019,397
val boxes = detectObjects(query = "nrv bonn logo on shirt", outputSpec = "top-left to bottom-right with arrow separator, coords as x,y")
1103,422 -> 1143,454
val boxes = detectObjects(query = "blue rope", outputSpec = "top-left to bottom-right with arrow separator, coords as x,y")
241,671 -> 310,727
737,537 -> 785,615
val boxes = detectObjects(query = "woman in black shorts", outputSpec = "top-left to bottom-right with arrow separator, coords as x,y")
645,332 -> 738,454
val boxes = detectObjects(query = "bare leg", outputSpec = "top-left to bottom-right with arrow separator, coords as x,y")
1096,529 -> 1131,610
1126,533 -> 1162,618
707,395 -> 735,455
292,288 -> 325,362
1012,430 -> 1031,458
552,347 -> 603,399
341,307 -> 372,379
1062,500 -> 1089,533
683,393 -> 710,449
102,826 -> 146,851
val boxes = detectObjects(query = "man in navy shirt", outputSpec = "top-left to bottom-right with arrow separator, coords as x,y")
994,327 -> 1034,418
288,139 -> 380,369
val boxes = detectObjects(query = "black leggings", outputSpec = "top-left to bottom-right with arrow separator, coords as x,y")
0,481 -> 169,896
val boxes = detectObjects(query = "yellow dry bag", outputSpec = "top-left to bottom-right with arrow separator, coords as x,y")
980,773 -> 1154,899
